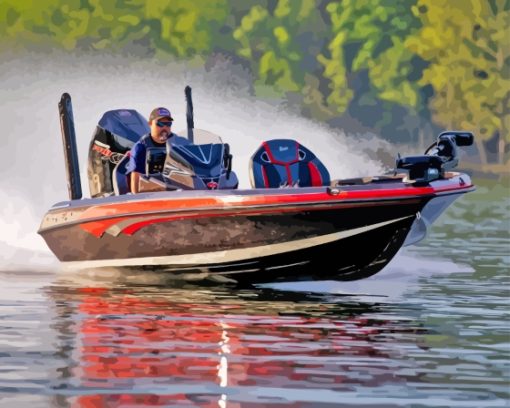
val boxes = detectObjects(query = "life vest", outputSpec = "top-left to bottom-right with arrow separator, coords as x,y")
139,133 -> 169,174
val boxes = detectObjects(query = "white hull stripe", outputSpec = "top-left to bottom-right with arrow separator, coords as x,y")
62,215 -> 413,269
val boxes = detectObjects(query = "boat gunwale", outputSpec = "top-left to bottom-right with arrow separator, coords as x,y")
38,183 -> 474,235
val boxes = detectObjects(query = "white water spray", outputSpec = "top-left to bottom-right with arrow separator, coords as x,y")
0,50 -> 392,269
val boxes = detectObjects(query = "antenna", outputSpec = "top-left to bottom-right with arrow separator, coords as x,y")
58,93 -> 82,200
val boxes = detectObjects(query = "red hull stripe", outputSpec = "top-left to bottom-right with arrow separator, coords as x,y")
75,181 -> 472,237
79,183 -> 471,222
82,199 -> 389,237
80,187 -> 423,221
119,201 -> 376,235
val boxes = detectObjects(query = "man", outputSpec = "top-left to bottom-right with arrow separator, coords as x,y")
126,107 -> 189,193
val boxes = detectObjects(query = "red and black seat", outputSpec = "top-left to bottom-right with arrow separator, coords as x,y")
249,139 -> 330,188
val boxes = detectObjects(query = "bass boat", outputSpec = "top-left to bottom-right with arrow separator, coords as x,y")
38,87 -> 475,283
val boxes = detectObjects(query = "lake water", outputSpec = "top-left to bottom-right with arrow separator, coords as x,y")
0,177 -> 508,408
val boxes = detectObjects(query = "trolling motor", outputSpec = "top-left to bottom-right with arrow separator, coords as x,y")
396,131 -> 474,185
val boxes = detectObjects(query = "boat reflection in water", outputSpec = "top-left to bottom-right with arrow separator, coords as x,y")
48,271 -> 427,407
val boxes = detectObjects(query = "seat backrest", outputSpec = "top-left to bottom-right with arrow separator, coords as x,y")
112,153 -> 131,195
249,139 -> 330,188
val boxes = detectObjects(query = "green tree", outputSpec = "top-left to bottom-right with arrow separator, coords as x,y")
0,1 -> 87,50
233,0 -> 327,97
406,0 -> 510,164
0,0 -> 230,58
319,0 -> 422,117
140,0 -> 229,58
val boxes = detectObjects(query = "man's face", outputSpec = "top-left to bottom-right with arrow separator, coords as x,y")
150,117 -> 173,143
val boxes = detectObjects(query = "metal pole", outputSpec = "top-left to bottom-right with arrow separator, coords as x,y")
185,86 -> 194,143
58,93 -> 82,200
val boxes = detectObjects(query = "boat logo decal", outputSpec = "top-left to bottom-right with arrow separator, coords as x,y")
92,143 -> 112,157
92,142 -> 124,164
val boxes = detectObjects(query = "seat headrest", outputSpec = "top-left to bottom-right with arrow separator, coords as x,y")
250,139 -> 330,188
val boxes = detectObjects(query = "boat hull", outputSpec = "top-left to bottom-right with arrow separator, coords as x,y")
40,203 -> 419,282
39,173 -> 474,282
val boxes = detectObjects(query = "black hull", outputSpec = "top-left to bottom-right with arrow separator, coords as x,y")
41,199 -> 422,282
176,216 -> 413,283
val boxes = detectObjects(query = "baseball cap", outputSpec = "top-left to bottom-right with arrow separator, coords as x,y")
149,107 -> 174,122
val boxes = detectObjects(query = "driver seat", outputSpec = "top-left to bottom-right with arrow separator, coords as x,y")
249,139 -> 330,188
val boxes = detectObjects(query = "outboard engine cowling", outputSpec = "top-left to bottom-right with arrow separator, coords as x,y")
88,109 -> 149,197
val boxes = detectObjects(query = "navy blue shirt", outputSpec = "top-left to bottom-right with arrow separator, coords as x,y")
126,133 -> 190,175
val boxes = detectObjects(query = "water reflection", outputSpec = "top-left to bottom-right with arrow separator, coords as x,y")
44,273 -> 427,407
2,179 -> 506,407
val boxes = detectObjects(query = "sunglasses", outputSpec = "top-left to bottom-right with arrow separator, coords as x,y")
156,120 -> 173,127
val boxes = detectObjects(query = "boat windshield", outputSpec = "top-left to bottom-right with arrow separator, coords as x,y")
177,128 -> 223,146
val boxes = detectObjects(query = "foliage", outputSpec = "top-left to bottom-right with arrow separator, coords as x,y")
0,0 -> 229,56
140,0 -> 229,58
0,0 -> 508,162
406,0 -> 510,162
232,0 -> 327,96
319,0 -> 422,115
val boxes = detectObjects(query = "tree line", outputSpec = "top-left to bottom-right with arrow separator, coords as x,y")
1,0 -> 508,164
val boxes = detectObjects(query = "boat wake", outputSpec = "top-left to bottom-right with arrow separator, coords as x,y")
46,248 -> 473,304
261,249 -> 474,302
0,190 -> 57,271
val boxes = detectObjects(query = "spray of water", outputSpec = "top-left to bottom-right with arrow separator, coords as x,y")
0,50 -> 393,269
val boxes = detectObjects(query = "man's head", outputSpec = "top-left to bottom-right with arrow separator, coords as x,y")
149,107 -> 174,144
